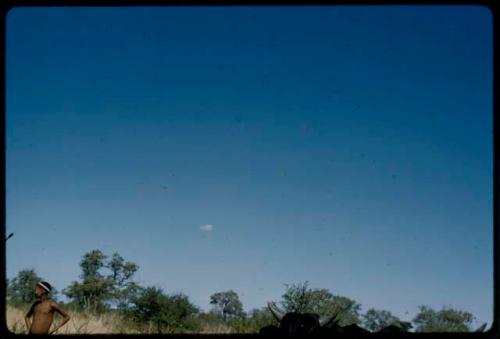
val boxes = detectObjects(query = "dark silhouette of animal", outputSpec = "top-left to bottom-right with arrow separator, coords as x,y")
259,302 -> 408,336
377,324 -> 409,333
259,302 -> 327,335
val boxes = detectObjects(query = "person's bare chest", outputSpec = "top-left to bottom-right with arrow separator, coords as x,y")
33,301 -> 53,318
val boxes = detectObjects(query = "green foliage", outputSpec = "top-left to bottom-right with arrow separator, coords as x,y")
209,290 -> 244,321
241,307 -> 279,333
63,250 -> 139,313
63,249 -> 112,312
107,253 -> 140,308
281,281 -> 361,325
64,277 -> 114,313
125,286 -> 199,333
412,305 -> 474,332
329,295 -> 362,325
362,308 -> 402,332
80,250 -> 107,278
192,307 -> 277,334
124,286 -> 168,331
7,269 -> 42,306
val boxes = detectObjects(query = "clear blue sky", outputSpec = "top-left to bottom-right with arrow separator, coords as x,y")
6,5 -> 493,328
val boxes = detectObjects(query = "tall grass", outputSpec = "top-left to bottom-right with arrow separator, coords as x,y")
6,304 -> 238,334
6,304 -> 139,334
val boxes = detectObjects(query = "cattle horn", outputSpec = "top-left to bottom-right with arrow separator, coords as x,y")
319,311 -> 340,327
475,323 -> 487,332
267,302 -> 284,322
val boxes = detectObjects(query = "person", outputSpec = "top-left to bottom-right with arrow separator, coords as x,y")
25,281 -> 71,335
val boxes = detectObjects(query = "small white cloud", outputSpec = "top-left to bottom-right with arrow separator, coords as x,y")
200,224 -> 214,232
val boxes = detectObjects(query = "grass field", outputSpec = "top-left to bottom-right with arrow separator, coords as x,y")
6,304 -> 235,334
6,305 -> 136,334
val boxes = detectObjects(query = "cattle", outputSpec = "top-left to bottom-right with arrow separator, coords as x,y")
260,302 -> 325,335
259,302 -> 410,336
259,302 -> 489,336
377,324 -> 409,333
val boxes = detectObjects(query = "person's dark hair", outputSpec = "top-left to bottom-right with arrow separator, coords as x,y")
37,281 -> 52,294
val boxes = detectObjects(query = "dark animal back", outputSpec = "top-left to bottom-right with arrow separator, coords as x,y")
378,325 -> 407,333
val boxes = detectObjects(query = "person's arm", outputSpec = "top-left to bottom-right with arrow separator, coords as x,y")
25,304 -> 35,333
24,315 -> 31,333
49,302 -> 71,334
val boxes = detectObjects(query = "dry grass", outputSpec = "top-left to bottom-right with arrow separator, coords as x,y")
6,305 -> 239,334
197,321 -> 233,334
6,306 -> 25,334
6,304 -> 137,334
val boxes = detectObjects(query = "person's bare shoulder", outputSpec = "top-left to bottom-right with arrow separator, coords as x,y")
50,301 -> 70,317
49,300 -> 61,309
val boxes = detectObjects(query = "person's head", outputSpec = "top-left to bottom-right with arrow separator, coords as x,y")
35,281 -> 52,298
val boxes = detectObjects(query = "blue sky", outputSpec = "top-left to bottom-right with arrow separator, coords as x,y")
6,5 -> 493,328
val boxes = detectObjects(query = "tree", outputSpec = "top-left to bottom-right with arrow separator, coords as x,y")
412,305 -> 474,332
329,295 -> 362,325
281,281 -> 361,326
162,293 -> 200,331
209,290 -> 244,321
7,269 -> 42,305
80,249 -> 107,278
126,286 -> 199,333
362,308 -> 403,332
281,281 -> 340,315
63,249 -> 139,313
64,277 -> 114,313
126,286 -> 166,331
107,252 -> 139,308
64,250 -> 113,312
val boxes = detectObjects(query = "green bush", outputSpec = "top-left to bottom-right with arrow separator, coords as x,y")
124,286 -> 199,333
413,306 -> 474,332
6,269 -> 58,306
